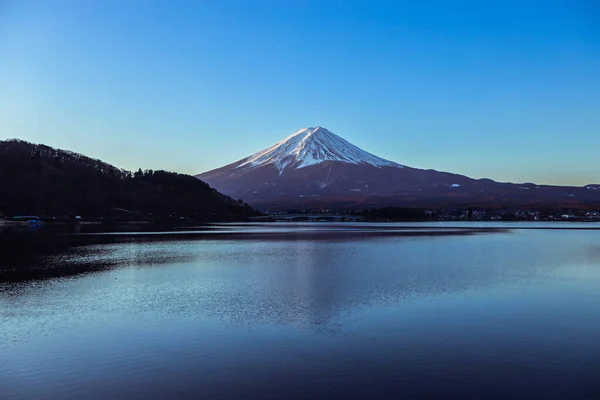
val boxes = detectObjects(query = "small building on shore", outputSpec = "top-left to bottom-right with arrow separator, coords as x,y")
12,216 -> 42,226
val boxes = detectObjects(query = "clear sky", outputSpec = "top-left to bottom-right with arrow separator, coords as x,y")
1,0 -> 599,185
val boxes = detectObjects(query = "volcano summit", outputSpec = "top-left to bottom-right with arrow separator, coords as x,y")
234,127 -> 402,172
197,127 -> 599,210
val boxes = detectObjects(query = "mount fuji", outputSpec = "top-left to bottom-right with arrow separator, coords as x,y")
235,127 -> 402,172
197,127 -> 600,210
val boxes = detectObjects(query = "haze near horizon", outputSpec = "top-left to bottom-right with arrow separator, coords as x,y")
1,0 -> 599,186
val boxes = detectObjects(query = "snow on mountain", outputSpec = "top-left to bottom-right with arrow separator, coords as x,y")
197,126 -> 600,210
236,127 -> 403,174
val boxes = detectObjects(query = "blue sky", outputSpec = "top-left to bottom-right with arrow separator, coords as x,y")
1,0 -> 599,185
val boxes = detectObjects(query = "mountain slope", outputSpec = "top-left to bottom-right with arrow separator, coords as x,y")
197,127 -> 600,210
237,127 -> 402,173
0,139 -> 257,220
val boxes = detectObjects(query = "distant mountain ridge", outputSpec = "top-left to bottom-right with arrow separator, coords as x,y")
197,127 -> 600,210
0,139 -> 257,220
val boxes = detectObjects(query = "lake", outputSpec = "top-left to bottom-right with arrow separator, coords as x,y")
1,222 -> 599,399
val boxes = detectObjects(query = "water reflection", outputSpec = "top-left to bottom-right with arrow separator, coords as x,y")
0,223 -> 506,282
1,223 -> 600,399
2,225 -> 597,330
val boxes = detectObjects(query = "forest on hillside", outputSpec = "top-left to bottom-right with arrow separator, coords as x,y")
0,140 -> 258,221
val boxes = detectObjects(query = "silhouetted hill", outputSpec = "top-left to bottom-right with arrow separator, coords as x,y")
0,139 -> 258,221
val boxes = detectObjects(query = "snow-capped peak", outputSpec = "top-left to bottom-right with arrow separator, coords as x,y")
237,127 -> 403,173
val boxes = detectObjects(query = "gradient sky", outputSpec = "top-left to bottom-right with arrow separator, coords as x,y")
1,0 -> 599,185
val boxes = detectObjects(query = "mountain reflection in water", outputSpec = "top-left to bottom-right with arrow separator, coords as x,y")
1,223 -> 599,399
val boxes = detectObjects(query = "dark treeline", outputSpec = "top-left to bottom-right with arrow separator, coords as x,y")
357,207 -> 427,221
278,207 -> 428,221
0,139 -> 259,221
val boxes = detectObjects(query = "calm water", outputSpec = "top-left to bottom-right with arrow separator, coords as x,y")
1,223 -> 600,399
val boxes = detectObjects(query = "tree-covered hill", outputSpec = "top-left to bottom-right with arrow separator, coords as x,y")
0,139 -> 258,221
